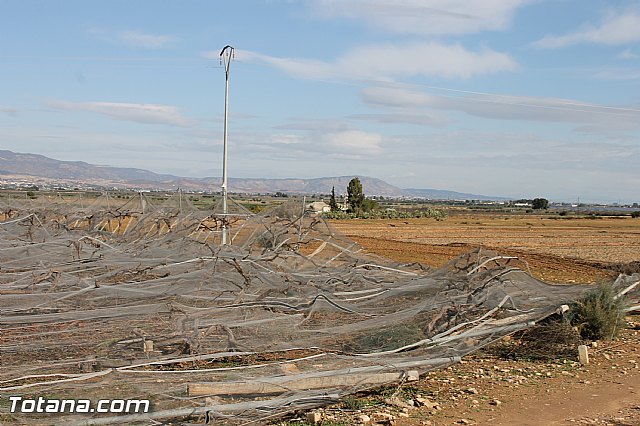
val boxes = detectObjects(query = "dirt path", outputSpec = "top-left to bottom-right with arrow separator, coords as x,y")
419,329 -> 640,426
491,373 -> 639,425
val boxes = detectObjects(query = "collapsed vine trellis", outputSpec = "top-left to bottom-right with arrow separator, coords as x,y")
0,193 -> 638,425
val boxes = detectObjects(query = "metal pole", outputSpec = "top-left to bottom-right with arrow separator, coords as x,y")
220,45 -> 234,245
298,195 -> 306,242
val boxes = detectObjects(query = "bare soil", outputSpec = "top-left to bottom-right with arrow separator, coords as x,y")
330,214 -> 640,283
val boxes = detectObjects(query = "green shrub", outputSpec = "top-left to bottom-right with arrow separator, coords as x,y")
569,282 -> 626,341
532,198 -> 549,209
342,325 -> 425,353
323,208 -> 446,220
342,395 -> 369,410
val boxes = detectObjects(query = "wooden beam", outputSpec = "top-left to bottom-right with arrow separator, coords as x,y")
188,370 -> 418,396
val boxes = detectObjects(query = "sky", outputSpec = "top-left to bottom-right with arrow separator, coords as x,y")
1,0 -> 639,203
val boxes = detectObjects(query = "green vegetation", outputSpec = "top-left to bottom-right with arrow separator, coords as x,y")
240,202 -> 269,214
346,177 -> 364,214
342,395 -> 370,410
631,211 -> 640,218
532,198 -> 549,209
361,197 -> 379,212
569,282 -> 626,340
324,177 -> 445,220
343,325 -> 425,353
329,186 -> 339,212
324,208 -> 445,220
483,318 -> 582,361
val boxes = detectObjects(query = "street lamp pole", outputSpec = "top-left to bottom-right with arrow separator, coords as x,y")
220,45 -> 234,245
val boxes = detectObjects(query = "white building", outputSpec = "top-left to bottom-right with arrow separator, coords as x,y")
307,201 -> 331,213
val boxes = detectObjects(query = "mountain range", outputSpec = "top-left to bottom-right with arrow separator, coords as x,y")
0,150 -> 506,200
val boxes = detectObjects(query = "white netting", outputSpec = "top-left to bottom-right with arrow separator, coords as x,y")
1,195 -> 638,425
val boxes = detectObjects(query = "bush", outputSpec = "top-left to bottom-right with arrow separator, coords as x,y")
362,198 -> 379,212
631,211 -> 640,218
323,209 -> 446,220
532,198 -> 549,210
483,318 -> 582,361
342,325 -> 425,353
569,282 -> 626,341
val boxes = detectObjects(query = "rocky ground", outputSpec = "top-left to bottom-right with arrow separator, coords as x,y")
274,317 -> 640,426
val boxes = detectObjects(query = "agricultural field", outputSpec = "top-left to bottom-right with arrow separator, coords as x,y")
330,212 -> 640,284
301,211 -> 640,426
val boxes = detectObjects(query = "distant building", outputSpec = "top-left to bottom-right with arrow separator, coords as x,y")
340,193 -> 349,211
307,201 -> 331,214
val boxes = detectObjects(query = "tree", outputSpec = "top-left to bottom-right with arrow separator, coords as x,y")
632,211 -> 640,219
532,198 -> 549,210
362,198 -> 379,212
347,177 -> 364,214
329,186 -> 339,212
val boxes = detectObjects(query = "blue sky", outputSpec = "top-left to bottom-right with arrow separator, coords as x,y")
1,0 -> 639,203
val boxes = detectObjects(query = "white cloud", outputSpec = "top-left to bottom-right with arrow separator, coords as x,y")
274,118 -> 350,132
0,106 -> 18,117
359,84 -> 640,132
618,49 -> 639,59
380,130 -> 640,177
270,134 -> 302,145
48,100 -> 196,127
118,31 -> 177,48
309,0 -> 530,35
360,85 -> 435,107
349,112 -> 450,127
235,121 -> 385,158
534,7 -> 640,48
322,130 -> 384,155
87,27 -> 177,49
593,68 -> 640,80
233,42 -> 517,81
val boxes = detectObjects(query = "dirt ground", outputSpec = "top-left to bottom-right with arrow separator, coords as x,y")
307,213 -> 640,426
286,325 -> 639,426
329,213 -> 640,283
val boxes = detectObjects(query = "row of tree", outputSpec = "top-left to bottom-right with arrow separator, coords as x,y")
329,178 -> 553,214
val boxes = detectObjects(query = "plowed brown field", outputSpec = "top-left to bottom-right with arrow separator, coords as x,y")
330,213 -> 640,283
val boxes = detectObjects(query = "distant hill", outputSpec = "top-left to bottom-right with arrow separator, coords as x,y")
0,150 -> 507,200
228,176 -> 402,196
404,188 -> 509,201
0,150 -> 177,182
